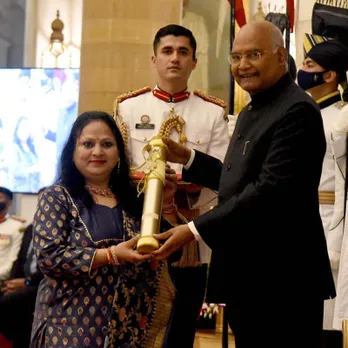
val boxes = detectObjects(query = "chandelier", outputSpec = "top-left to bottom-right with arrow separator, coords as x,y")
41,10 -> 71,68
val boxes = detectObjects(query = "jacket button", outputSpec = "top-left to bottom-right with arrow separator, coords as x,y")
237,134 -> 241,139
248,105 -> 252,111
226,164 -> 231,171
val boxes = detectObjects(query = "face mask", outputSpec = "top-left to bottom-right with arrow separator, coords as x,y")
0,201 -> 6,212
297,69 -> 326,91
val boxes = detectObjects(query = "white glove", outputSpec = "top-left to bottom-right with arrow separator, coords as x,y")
332,104 -> 348,137
228,114 -> 238,138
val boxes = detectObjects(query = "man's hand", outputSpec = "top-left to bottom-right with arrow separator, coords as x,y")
162,137 -> 192,165
152,224 -> 195,260
1,278 -> 26,295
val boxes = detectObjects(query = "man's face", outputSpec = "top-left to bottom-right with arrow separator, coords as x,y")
231,30 -> 285,95
152,35 -> 197,86
0,193 -> 11,214
300,57 -> 325,73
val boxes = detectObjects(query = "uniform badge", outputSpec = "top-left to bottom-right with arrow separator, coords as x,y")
0,234 -> 11,246
135,115 -> 155,129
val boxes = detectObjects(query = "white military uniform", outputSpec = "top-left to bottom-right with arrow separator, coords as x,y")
315,92 -> 348,330
326,103 -> 348,330
0,214 -> 25,280
115,86 -> 230,264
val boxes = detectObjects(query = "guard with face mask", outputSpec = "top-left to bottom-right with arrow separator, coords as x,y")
0,187 -> 25,289
297,33 -> 348,348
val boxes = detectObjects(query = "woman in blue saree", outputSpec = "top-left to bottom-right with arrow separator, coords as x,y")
30,111 -> 179,348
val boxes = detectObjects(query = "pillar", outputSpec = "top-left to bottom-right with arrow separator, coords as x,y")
78,0 -> 181,115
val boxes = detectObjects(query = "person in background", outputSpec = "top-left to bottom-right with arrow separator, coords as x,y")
150,21 -> 335,348
324,103 -> 348,341
30,111 -> 179,348
0,187 -> 46,348
0,187 -> 25,284
12,116 -> 40,193
297,33 -> 348,348
114,24 -> 230,348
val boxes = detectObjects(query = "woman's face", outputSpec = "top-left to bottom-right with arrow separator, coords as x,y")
73,121 -> 119,183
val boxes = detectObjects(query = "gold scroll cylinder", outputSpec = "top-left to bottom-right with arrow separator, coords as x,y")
343,320 -> 348,348
137,138 -> 167,254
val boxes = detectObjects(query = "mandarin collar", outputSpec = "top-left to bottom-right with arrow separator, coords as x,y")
153,86 -> 190,103
249,73 -> 293,106
315,91 -> 341,110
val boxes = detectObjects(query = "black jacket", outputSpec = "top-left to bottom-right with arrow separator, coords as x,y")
183,73 -> 336,303
10,224 -> 43,286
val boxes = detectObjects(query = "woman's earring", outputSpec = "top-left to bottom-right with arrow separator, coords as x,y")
116,162 -> 120,174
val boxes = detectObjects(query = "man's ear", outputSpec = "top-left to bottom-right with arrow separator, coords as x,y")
192,56 -> 197,70
278,47 -> 287,66
151,55 -> 156,67
323,70 -> 337,83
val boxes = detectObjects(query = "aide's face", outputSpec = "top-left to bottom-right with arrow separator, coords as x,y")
231,31 -> 285,95
300,57 -> 325,73
0,193 -> 10,212
152,35 -> 197,85
73,121 -> 119,182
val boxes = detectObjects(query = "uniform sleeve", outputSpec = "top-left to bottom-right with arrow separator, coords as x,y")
206,107 -> 229,162
327,133 -> 347,270
33,188 -> 96,279
0,225 -> 24,280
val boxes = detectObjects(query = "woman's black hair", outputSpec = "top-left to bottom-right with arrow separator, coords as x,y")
57,111 -> 142,219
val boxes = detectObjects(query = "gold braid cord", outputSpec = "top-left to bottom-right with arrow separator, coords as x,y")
193,89 -> 227,109
136,138 -> 167,197
132,113 -> 188,173
113,87 -> 152,152
158,114 -> 187,143
193,89 -> 228,121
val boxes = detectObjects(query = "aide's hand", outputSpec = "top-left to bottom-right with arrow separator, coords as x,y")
162,137 -> 192,165
332,104 -> 348,137
151,224 -> 195,260
115,237 -> 152,263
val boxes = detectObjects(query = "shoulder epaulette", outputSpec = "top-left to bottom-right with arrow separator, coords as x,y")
10,215 -> 26,223
335,101 -> 348,110
116,86 -> 152,104
193,90 -> 227,109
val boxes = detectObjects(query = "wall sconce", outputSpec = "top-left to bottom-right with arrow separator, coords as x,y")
41,10 -> 71,68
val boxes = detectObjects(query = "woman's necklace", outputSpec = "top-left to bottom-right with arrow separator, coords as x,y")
85,184 -> 115,198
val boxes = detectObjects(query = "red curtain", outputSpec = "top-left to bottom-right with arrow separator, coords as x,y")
287,0 -> 295,32
228,0 -> 247,28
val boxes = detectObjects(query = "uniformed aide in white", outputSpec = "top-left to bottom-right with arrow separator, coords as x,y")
0,187 -> 26,284
114,24 -> 230,348
330,104 -> 348,333
297,33 -> 348,346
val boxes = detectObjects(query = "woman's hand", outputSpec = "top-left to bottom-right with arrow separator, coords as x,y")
114,236 -> 152,263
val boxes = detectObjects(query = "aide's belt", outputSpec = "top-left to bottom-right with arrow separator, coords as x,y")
319,191 -> 335,205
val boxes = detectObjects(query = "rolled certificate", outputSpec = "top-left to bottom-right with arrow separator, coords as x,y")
137,137 -> 168,254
